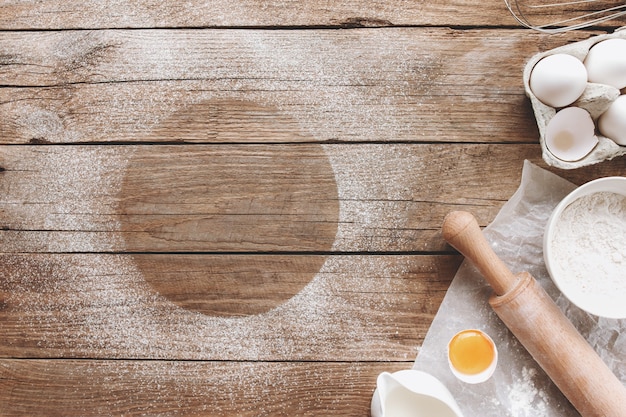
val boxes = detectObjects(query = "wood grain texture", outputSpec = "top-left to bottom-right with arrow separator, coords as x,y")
0,142 -> 529,253
0,0 -> 525,29
0,253 -> 458,360
0,28 -> 598,144
2,1 -> 626,415
1,0 -> 625,30
0,359 -> 406,416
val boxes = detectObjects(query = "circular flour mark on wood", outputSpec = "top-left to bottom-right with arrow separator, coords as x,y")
119,100 -> 339,317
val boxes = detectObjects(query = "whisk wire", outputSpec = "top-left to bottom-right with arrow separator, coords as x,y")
504,0 -> 626,33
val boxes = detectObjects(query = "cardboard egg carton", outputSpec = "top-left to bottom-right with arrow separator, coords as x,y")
523,27 -> 626,169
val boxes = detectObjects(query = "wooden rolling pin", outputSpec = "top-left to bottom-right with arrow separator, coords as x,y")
442,211 -> 626,417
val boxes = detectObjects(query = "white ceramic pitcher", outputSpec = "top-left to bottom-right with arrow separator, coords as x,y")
371,370 -> 464,417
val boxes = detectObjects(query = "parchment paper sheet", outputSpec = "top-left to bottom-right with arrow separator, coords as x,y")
413,160 -> 625,416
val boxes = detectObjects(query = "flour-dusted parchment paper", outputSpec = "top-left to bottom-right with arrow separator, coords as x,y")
414,160 -> 625,416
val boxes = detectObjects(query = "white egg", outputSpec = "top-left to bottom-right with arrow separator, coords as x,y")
584,39 -> 626,89
530,54 -> 588,108
545,107 -> 598,161
599,95 -> 626,146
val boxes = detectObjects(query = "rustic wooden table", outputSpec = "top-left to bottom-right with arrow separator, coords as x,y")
1,1 -> 625,415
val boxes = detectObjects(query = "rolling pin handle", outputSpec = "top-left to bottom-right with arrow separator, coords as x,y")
442,211 -> 518,296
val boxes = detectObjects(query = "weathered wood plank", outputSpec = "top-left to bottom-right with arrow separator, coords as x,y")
0,0 -> 525,29
1,0 -> 625,30
1,143 -> 514,253
0,253 -> 457,360
1,143 -> 623,253
0,27 -> 601,87
0,358 -> 406,416
0,29 -> 597,144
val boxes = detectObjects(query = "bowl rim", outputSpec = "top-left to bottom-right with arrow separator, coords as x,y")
543,176 -> 626,318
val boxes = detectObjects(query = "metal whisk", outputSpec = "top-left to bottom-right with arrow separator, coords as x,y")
504,0 -> 626,33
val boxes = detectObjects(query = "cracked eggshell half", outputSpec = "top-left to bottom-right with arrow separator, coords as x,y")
545,107 -> 598,162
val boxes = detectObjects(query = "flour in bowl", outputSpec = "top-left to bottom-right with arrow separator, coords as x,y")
550,191 -> 626,301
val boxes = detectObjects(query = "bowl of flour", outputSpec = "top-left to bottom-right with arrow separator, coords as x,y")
544,176 -> 626,319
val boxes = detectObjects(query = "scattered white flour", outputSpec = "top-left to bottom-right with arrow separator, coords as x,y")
550,191 -> 626,303
507,367 -> 549,416
4,252 -> 418,361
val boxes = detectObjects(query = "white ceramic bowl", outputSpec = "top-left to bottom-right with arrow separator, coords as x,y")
544,177 -> 626,318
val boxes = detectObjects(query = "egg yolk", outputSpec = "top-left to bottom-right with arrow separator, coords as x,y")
448,330 -> 495,375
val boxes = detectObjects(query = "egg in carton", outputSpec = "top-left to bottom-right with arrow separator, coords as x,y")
523,27 -> 626,169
